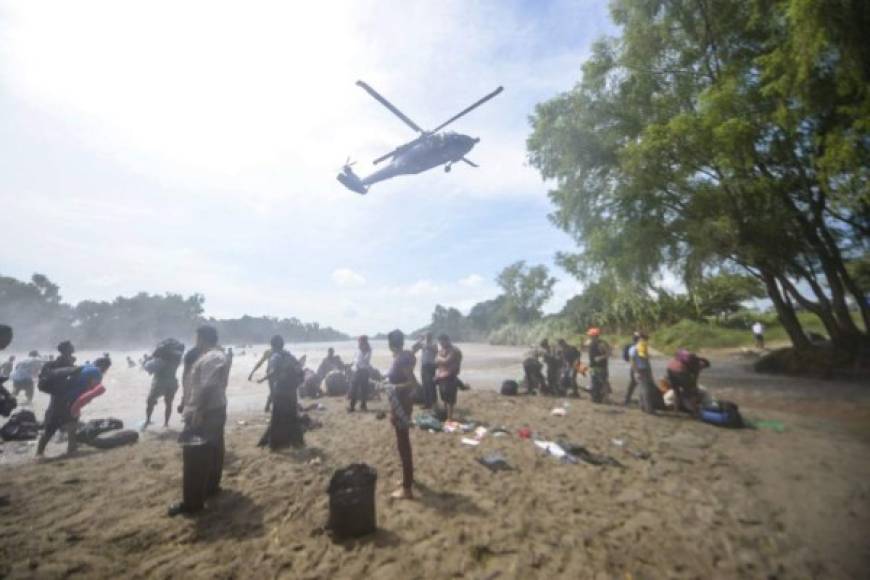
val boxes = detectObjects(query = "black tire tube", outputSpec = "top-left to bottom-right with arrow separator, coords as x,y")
85,429 -> 139,449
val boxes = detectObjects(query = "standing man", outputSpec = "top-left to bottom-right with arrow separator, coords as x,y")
40,341 -> 77,378
413,333 -> 438,409
538,339 -> 562,395
522,342 -> 549,395
248,346 -> 274,412
36,357 -> 111,457
556,338 -> 581,397
623,332 -> 641,406
349,335 -> 372,412
628,333 -> 659,413
386,329 -> 417,500
586,328 -> 611,403
434,334 -> 462,422
170,325 -> 231,517
752,321 -> 765,349
258,335 -> 304,449
11,350 -> 43,404
143,339 -> 184,429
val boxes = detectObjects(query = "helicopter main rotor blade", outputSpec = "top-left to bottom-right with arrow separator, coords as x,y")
461,157 -> 479,167
356,80 -> 424,134
431,86 -> 503,134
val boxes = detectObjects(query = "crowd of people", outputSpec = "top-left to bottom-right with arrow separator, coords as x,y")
0,320 -> 720,514
519,328 -> 714,419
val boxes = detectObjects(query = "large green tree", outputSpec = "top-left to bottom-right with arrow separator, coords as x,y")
528,0 -> 869,352
496,261 -> 557,324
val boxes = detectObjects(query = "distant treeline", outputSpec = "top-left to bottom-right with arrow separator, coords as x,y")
0,273 -> 348,350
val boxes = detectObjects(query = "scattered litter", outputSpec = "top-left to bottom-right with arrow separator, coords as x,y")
517,427 -> 532,439
473,426 -> 488,440
748,419 -> 785,433
461,437 -> 481,446
415,414 -> 443,432
611,438 -> 625,447
560,442 -> 624,467
491,427 -> 510,436
550,407 -> 567,417
477,452 -> 512,472
534,440 -> 568,459
303,402 -> 326,412
443,421 -> 462,433
236,420 -> 248,426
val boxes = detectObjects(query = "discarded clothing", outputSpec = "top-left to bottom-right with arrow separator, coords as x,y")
477,452 -> 512,472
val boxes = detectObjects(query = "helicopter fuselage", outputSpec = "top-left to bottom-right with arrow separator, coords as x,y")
365,132 -> 477,183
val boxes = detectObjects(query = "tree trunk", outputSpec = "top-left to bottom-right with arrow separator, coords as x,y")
761,270 -> 811,350
777,273 -> 844,345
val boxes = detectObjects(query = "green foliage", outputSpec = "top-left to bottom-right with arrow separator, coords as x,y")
527,0 -> 869,350
688,273 -> 766,321
496,261 -> 556,324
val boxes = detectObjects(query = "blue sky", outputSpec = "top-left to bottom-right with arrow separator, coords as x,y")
0,0 -> 615,335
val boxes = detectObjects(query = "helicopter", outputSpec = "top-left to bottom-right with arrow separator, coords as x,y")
337,80 -> 503,195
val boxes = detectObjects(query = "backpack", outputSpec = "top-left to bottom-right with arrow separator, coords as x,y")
622,344 -> 632,362
38,366 -> 79,395
701,400 -> 744,429
153,338 -> 185,365
500,380 -> 519,396
1,409 -> 40,441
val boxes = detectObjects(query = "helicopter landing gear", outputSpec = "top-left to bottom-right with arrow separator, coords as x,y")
444,163 -> 452,173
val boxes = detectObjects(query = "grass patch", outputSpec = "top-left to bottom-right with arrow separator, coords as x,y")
651,320 -> 750,354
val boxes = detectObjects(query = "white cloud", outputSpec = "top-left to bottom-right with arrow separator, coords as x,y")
459,274 -> 485,288
332,268 -> 367,288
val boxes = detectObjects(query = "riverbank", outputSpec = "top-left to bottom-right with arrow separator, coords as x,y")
2,367 -> 869,578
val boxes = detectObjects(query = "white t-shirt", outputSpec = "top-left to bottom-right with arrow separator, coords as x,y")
752,322 -> 764,335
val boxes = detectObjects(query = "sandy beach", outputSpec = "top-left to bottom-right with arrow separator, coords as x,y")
1,343 -> 869,578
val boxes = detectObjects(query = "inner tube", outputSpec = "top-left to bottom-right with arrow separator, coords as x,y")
85,429 -> 139,449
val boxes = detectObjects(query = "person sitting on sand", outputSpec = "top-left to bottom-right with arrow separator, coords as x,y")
36,356 -> 111,457
248,347 -> 274,412
434,334 -> 463,422
386,329 -> 417,500
143,339 -> 184,429
349,335 -> 372,412
257,335 -> 305,449
170,325 -> 231,517
11,350 -> 43,404
666,349 -> 711,416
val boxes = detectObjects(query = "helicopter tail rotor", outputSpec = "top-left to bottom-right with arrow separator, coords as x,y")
337,162 -> 367,195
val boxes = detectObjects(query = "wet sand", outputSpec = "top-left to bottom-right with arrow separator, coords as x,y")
1,343 -> 869,578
